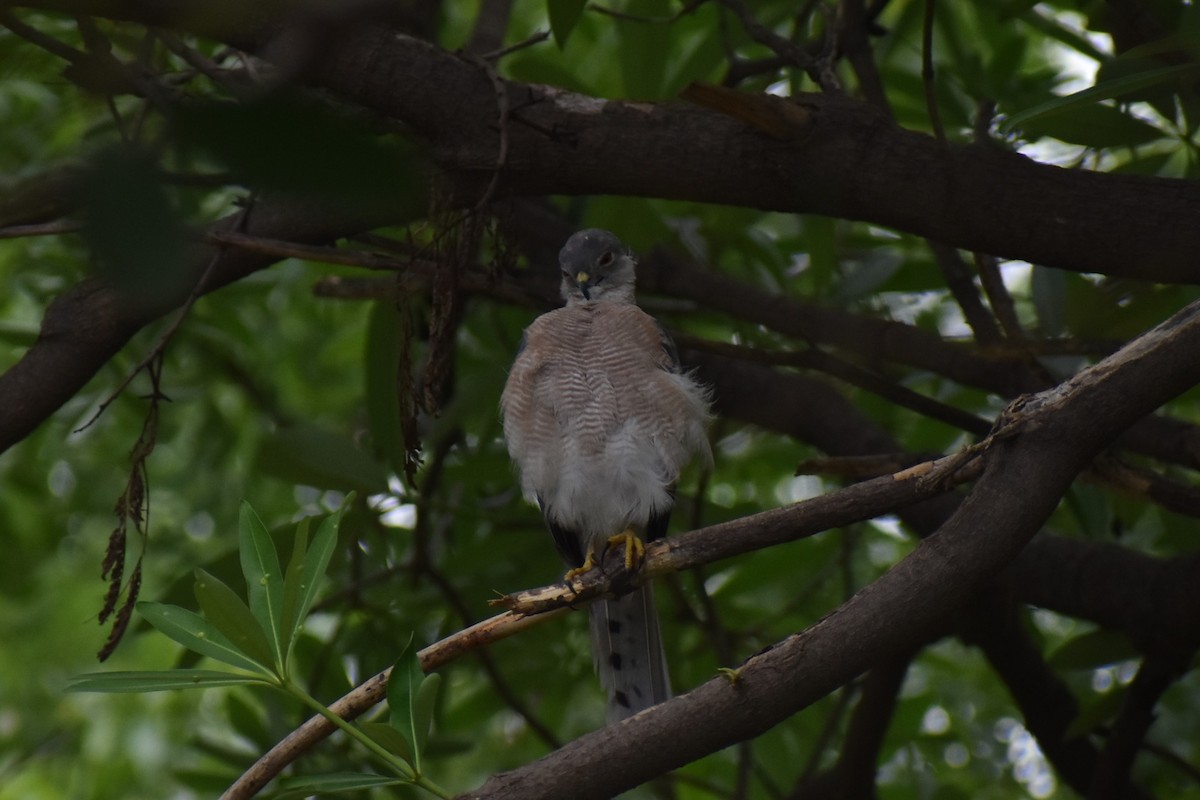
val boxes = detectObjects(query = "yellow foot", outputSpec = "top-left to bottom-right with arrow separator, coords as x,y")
605,529 -> 646,572
563,548 -> 599,583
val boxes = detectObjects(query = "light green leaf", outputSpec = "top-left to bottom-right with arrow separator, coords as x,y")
136,602 -> 274,676
276,772 -> 404,797
193,570 -> 276,670
238,502 -> 285,666
279,515 -> 311,669
547,0 -> 587,48
299,504 -> 349,624
65,669 -> 271,693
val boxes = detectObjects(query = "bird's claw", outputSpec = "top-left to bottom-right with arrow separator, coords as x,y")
563,548 -> 599,583
605,529 -> 645,572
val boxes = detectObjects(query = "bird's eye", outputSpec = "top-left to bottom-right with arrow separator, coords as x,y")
598,251 -> 614,267
561,269 -> 572,279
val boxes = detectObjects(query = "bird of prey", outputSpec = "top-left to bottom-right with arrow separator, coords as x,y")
501,229 -> 711,723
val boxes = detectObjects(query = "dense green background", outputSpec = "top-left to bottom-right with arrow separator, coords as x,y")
2,1 -> 1199,798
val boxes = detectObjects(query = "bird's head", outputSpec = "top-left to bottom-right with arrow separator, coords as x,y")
558,229 -> 637,305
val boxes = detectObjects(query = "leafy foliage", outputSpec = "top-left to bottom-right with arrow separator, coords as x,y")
1,1 -> 1200,799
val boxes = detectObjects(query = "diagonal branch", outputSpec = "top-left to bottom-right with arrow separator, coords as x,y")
460,298 -> 1200,799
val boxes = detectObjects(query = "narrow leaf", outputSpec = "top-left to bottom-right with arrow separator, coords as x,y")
1003,63 -> 1200,132
136,602 -> 274,675
387,634 -> 422,769
295,501 -> 351,629
276,772 -> 403,796
193,570 -> 276,670
239,502 -> 285,666
411,673 -> 442,757
66,669 -> 271,693
279,515 -> 311,667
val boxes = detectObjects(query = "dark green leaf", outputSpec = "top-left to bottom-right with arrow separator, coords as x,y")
238,502 -> 285,666
276,772 -> 405,796
1017,102 -> 1165,148
359,721 -> 414,763
1003,63 -> 1200,132
387,635 -> 425,769
547,0 -> 588,48
1049,630 -> 1140,670
65,669 -> 271,693
1066,685 -> 1130,739
193,569 -> 276,670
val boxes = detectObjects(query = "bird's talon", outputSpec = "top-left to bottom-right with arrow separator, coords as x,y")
605,529 -> 645,572
717,666 -> 743,685
563,548 -> 599,583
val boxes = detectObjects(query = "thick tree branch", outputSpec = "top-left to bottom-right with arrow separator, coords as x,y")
9,2 -> 1200,283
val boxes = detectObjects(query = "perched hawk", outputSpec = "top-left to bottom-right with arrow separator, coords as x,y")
501,229 -> 711,723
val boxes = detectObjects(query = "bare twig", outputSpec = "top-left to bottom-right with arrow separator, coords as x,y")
588,0 -> 707,24
482,29 -> 551,61
76,197 -> 258,433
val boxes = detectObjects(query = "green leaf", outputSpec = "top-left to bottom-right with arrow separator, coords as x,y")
275,772 -> 404,797
412,673 -> 442,758
1066,685 -> 1130,740
238,502 -> 285,667
547,0 -> 588,48
137,602 -> 274,675
298,504 -> 348,622
1016,102 -> 1165,148
387,634 -> 427,770
193,570 -> 277,670
1003,63 -> 1200,132
279,515 -> 311,668
1048,630 -> 1141,670
65,669 -> 271,693
359,721 -> 414,763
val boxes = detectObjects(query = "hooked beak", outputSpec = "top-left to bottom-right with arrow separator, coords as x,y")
575,271 -> 591,300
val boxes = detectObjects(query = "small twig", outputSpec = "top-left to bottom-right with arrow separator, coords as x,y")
0,9 -> 86,63
974,251 -> 1024,339
921,0 -> 946,142
483,29 -> 552,60
75,196 -> 258,433
720,0 -> 825,87
0,220 -> 84,239
587,0 -> 707,24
